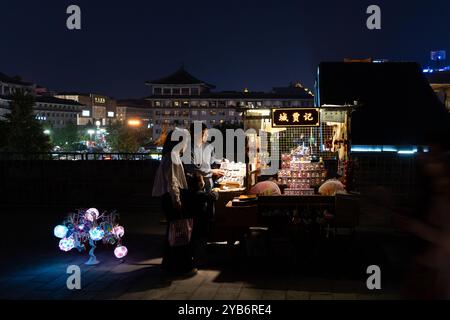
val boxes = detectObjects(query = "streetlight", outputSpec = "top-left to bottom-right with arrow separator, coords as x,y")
87,129 -> 95,142
43,129 -> 51,135
128,119 -> 142,127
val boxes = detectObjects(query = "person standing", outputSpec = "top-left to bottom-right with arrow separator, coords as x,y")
152,129 -> 196,276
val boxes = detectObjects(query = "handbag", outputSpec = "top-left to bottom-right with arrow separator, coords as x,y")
168,217 -> 194,247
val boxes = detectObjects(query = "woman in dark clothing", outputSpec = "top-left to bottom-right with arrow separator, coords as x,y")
152,129 -> 196,275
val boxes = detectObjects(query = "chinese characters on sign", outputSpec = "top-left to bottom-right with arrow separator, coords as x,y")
272,108 -> 320,127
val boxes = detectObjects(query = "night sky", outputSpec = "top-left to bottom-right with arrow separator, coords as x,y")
1,0 -> 449,98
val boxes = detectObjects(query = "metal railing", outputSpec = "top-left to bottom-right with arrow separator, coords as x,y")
0,152 -> 162,161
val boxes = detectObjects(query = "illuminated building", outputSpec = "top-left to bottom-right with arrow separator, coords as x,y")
145,67 -> 314,140
54,92 -> 117,126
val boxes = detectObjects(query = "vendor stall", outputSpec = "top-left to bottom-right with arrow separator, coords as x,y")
209,104 -> 359,245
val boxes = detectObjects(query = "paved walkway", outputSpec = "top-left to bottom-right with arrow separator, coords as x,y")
0,208 -> 407,300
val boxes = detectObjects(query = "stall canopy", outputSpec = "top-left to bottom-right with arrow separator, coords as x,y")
317,62 -> 450,146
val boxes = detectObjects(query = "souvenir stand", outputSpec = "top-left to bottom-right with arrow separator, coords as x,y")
211,105 -> 359,246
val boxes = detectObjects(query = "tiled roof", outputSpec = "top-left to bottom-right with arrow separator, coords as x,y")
146,67 -> 216,88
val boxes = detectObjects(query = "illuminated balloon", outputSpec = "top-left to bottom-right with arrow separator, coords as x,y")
114,246 -> 128,259
84,208 -> 100,222
54,225 -> 68,239
59,237 -> 75,252
89,227 -> 104,241
112,225 -> 125,238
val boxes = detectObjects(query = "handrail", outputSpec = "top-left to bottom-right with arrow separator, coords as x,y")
0,152 -> 162,161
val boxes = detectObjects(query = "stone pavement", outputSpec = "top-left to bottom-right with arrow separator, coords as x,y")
0,207 -> 408,300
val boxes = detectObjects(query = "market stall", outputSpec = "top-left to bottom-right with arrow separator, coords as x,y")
209,105 -> 359,244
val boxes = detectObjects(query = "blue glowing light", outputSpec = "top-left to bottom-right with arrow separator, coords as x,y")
89,227 -> 105,241
54,225 -> 68,239
351,145 -> 422,154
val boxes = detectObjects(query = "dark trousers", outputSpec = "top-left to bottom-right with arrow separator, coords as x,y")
161,193 -> 194,273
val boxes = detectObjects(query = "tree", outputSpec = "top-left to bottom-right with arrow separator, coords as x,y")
52,122 -> 80,151
106,121 -> 139,153
1,91 -> 51,153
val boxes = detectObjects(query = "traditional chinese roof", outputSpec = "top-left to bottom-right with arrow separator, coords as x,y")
145,67 -> 216,88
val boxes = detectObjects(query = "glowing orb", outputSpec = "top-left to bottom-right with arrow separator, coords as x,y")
84,208 -> 100,222
89,227 -> 104,241
112,225 -> 125,238
114,246 -> 128,259
59,237 -> 75,252
54,225 -> 68,239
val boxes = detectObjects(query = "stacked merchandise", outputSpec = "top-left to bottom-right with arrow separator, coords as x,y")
217,162 -> 247,189
278,149 -> 327,195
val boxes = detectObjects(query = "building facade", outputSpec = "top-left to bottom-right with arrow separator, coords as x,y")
54,93 -> 117,126
116,99 -> 153,126
145,67 -> 314,140
0,72 -> 34,96
0,95 -> 83,128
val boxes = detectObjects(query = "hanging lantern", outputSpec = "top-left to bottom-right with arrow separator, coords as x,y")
84,208 -> 100,222
89,227 -> 105,241
112,225 -> 125,238
54,225 -> 68,239
59,237 -> 75,252
114,246 -> 128,259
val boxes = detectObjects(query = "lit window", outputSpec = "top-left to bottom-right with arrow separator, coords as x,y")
107,111 -> 114,118
174,101 -> 180,107
82,110 -> 90,117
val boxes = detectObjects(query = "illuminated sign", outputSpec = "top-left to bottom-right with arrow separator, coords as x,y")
272,108 -> 320,127
82,110 -> 90,117
107,111 -> 115,118
94,97 -> 106,104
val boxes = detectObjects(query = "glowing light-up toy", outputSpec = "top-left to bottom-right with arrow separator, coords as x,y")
54,225 -> 68,239
54,208 -> 128,265
114,246 -> 128,259
59,237 -> 75,252
89,227 -> 105,241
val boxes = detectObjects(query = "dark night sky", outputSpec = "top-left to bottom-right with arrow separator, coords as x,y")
1,0 -> 449,98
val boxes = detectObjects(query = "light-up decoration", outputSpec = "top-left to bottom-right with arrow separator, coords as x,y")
114,246 -> 128,259
112,226 -> 125,238
55,208 -> 128,264
89,227 -> 104,241
84,208 -> 99,222
54,225 -> 68,239
59,237 -> 75,252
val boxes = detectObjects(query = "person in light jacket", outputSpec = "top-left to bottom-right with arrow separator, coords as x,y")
152,129 -> 196,275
